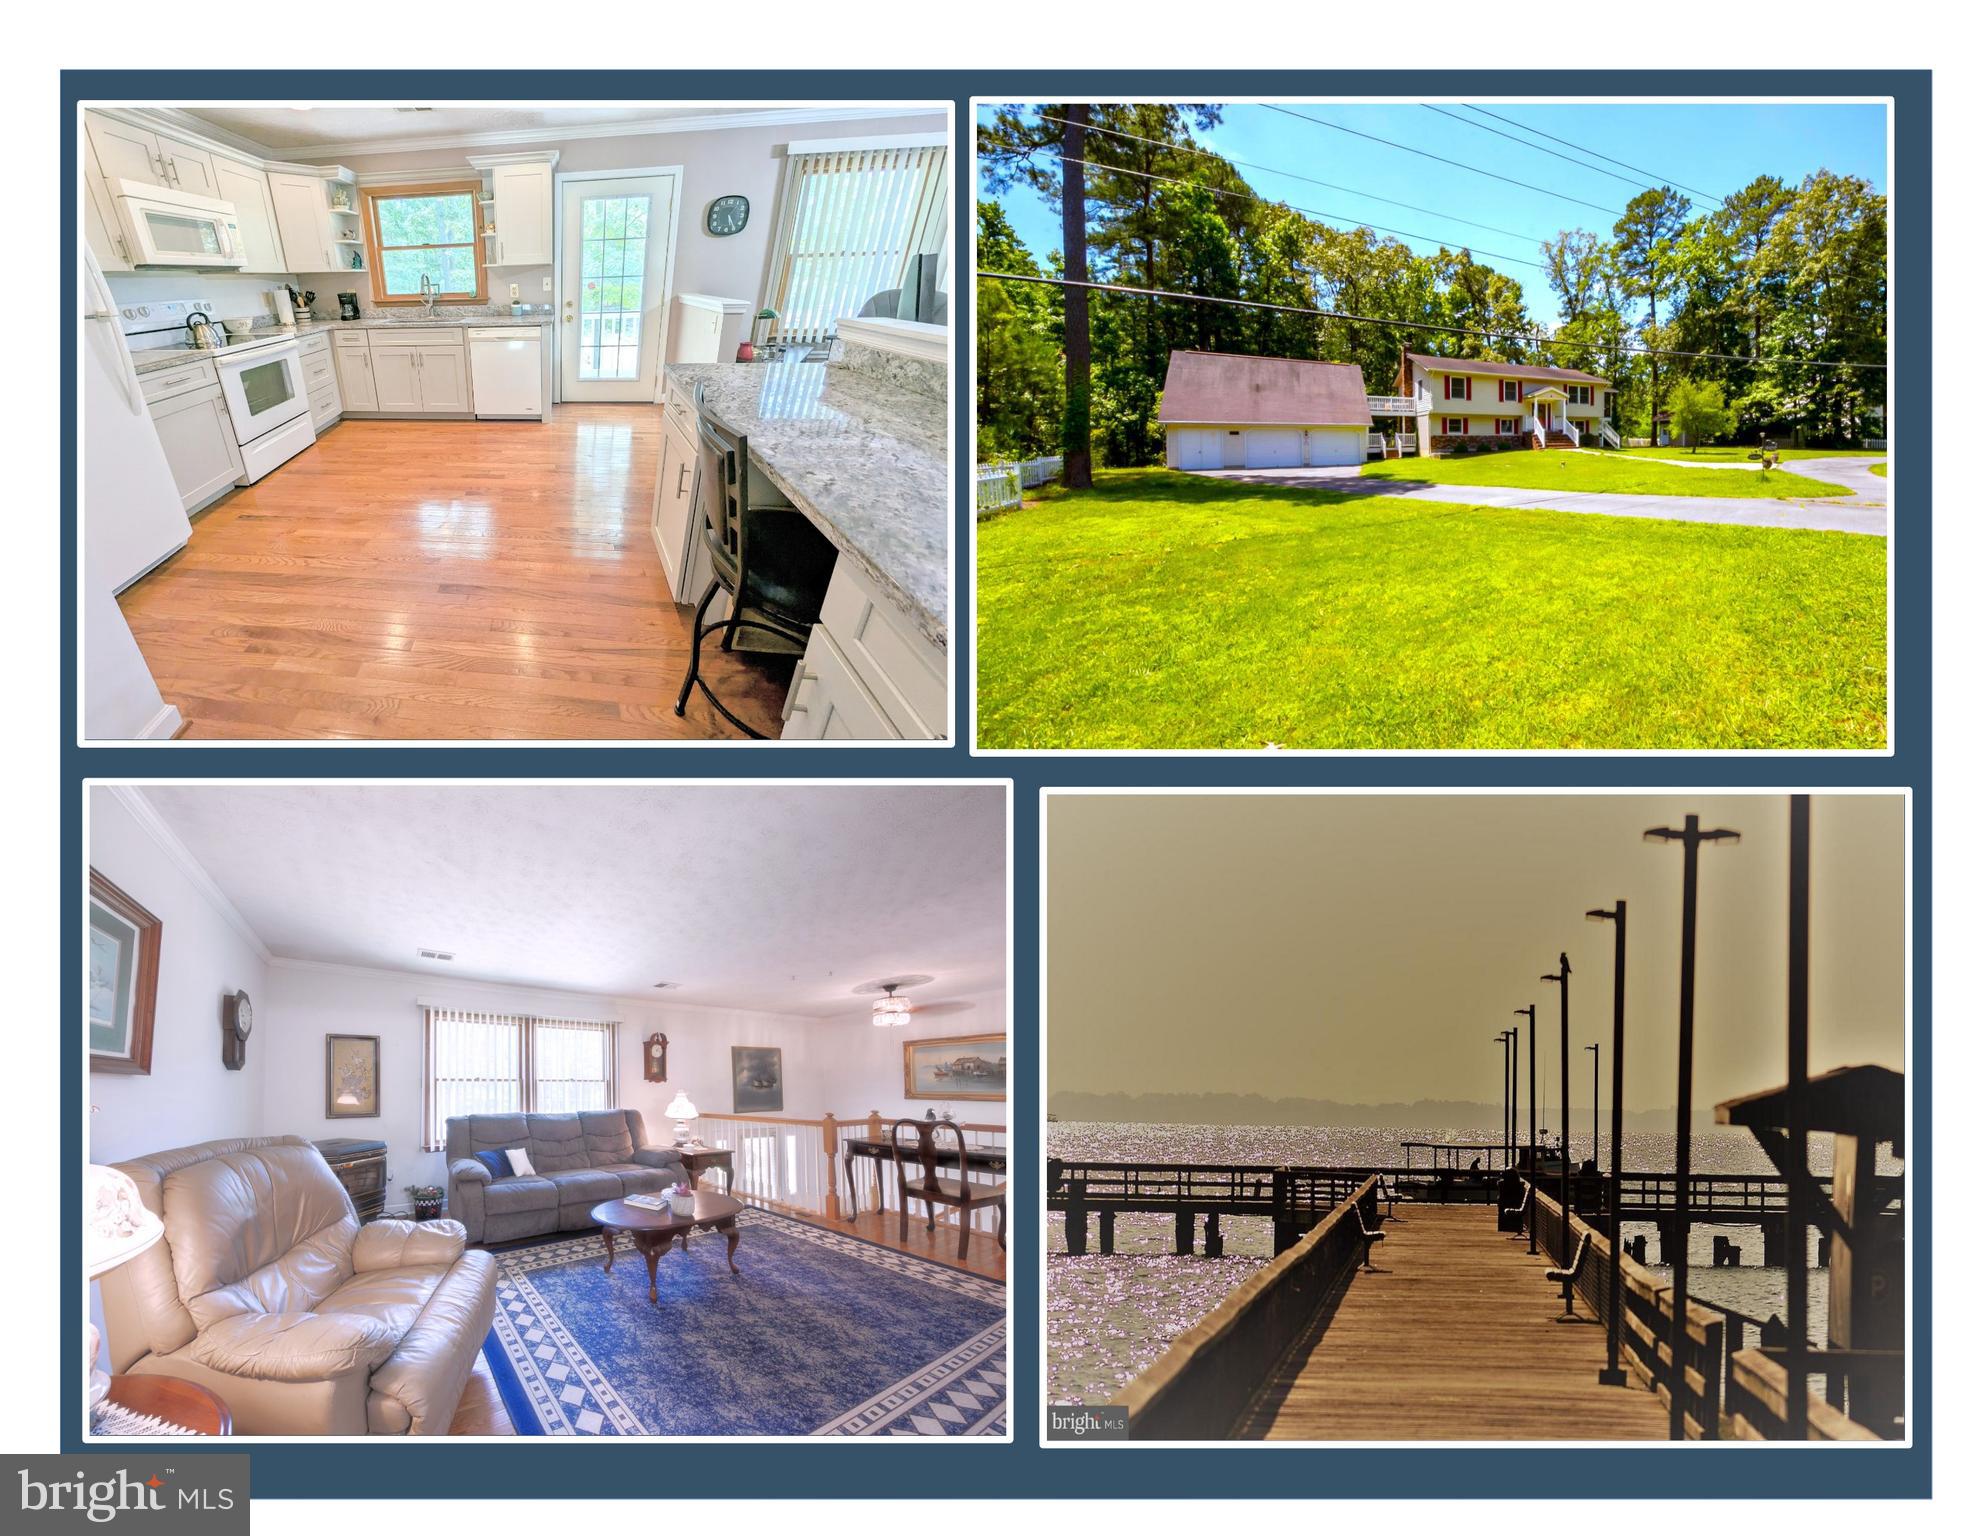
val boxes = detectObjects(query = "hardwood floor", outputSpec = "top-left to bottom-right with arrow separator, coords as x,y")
446,1199 -> 1005,1435
118,406 -> 793,740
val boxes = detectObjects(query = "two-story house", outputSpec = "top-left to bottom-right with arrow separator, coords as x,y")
1398,351 -> 1617,456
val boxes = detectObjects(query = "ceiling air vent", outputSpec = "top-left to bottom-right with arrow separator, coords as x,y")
417,948 -> 454,962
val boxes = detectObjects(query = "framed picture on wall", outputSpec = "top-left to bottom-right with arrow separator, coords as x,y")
325,1034 -> 381,1119
89,870 -> 160,1076
904,1033 -> 1007,1102
731,1046 -> 784,1114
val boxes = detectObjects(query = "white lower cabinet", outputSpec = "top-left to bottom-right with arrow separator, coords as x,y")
334,340 -> 379,411
148,385 -> 244,513
356,335 -> 469,414
415,346 -> 470,413
781,626 -> 899,740
369,344 -> 422,412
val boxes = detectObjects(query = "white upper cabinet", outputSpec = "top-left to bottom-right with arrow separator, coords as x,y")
84,113 -> 218,198
268,173 -> 338,273
151,133 -> 219,198
211,155 -> 288,274
81,131 -> 130,271
489,163 -> 554,266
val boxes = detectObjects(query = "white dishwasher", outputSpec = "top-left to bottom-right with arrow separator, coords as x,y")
468,328 -> 544,419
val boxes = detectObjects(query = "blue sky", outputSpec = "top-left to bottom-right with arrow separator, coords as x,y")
977,101 -> 1888,319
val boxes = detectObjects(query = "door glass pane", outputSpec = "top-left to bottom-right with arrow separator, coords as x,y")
143,210 -> 222,256
239,358 -> 296,416
576,194 -> 651,382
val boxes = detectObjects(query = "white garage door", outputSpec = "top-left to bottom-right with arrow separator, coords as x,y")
1175,428 -> 1223,469
1243,428 -> 1303,468
1305,427 -> 1364,466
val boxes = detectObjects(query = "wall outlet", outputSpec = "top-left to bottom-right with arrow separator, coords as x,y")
509,282 -> 519,302
542,276 -> 553,292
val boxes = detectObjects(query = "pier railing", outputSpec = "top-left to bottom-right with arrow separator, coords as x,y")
1113,1177 -> 1380,1439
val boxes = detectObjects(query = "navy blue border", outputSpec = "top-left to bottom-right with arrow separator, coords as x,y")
60,69 -> 1930,1500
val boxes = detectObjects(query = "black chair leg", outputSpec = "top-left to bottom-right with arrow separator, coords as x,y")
674,578 -> 722,717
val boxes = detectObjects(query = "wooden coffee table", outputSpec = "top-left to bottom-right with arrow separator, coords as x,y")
101,1375 -> 232,1435
592,1190 -> 744,1306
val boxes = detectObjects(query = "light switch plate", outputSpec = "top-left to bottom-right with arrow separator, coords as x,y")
542,276 -> 553,292
509,282 -> 519,301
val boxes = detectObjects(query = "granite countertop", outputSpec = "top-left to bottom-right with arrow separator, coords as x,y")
130,313 -> 554,374
666,354 -> 949,649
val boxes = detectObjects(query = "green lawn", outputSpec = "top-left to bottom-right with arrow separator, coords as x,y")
977,470 -> 1887,750
1871,461 -> 1887,477
1613,444 -> 1863,463
1362,451 -> 1850,498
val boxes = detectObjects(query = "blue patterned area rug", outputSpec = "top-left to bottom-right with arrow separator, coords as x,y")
482,1208 -> 1006,1437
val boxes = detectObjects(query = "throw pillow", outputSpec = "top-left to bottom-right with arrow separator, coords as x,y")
506,1147 -> 538,1178
472,1148 -> 511,1181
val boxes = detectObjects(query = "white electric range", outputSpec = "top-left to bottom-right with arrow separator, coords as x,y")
121,299 -> 317,482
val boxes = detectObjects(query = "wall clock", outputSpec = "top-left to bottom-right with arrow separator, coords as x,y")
221,989 -> 253,1072
643,1033 -> 669,1083
705,195 -> 749,237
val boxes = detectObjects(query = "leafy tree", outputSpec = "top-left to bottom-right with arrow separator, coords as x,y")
1611,188 -> 1692,435
975,202 -> 1062,459
1664,377 -> 1737,449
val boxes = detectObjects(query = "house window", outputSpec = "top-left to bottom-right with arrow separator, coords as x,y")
1445,375 -> 1474,401
1568,385 -> 1592,406
1501,380 -> 1520,403
1444,417 -> 1467,435
763,141 -> 949,346
1604,392 -> 1617,417
421,1008 -> 619,1148
1495,418 -> 1515,435
361,182 -> 486,306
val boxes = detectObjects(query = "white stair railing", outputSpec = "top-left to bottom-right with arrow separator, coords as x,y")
1531,413 -> 1546,449
1598,418 -> 1622,449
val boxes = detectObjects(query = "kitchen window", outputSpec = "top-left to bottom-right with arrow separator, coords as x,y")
361,182 -> 486,306
420,1008 -> 618,1148
762,141 -> 949,346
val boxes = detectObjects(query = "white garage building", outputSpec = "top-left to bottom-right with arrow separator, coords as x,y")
1159,351 -> 1375,470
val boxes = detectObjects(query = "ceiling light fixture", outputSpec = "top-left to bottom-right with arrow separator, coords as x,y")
872,983 -> 912,1028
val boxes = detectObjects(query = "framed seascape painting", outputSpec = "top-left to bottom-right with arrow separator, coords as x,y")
88,870 -> 159,1076
732,1046 -> 784,1114
904,1034 -> 1007,1102
325,1034 -> 381,1119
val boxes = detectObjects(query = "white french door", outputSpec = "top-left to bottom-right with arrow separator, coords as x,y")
557,171 -> 679,403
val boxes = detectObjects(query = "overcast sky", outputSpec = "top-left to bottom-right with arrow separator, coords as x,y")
1047,794 -> 1905,1113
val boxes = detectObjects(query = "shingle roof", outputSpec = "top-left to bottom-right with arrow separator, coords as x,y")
1158,351 -> 1373,428
1404,351 -> 1609,386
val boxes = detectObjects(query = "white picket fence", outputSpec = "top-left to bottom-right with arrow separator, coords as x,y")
976,455 -> 1063,516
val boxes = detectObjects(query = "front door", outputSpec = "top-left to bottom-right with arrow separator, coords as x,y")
558,173 -> 679,403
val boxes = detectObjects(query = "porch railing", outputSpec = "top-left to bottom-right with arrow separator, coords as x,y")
1531,413 -> 1546,449
687,1111 -> 1008,1238
1598,418 -> 1622,449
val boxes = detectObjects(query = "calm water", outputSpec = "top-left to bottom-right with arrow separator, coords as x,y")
1046,1121 -> 1886,1406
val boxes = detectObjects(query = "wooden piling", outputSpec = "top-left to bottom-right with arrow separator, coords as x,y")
1174,1209 -> 1195,1256
1204,1212 -> 1224,1258
1098,1209 -> 1116,1256
1065,1178 -> 1089,1256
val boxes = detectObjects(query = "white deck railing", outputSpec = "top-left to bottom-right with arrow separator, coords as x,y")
1366,393 -> 1428,416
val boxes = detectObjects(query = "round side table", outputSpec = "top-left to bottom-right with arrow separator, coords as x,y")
99,1375 -> 233,1436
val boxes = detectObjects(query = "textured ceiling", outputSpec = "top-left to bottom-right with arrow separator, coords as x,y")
178,106 -> 771,153
140,785 -> 1006,1016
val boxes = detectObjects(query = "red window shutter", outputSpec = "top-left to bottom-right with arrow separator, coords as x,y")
1465,376 -> 1473,401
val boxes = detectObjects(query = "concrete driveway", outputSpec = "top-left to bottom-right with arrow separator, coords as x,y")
1197,456 -> 1888,536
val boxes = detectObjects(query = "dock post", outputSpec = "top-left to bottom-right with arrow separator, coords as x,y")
1626,1233 -> 1647,1265
1815,1230 -> 1831,1268
1097,1209 -> 1115,1256
1174,1210 -> 1195,1256
1064,1179 -> 1089,1257
1272,1168 -> 1297,1254
1762,1222 -> 1786,1268
1204,1212 -> 1223,1258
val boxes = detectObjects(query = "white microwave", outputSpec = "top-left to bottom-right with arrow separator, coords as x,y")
112,180 -> 243,269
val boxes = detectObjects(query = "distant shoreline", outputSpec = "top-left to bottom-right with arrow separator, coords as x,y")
1048,1091 -> 1722,1135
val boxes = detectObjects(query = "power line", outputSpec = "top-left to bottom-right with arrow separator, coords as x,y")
1026,146 -> 1551,273
1256,103 -> 1625,217
1459,104 -> 1724,202
976,270 -> 1887,372
1025,107 -> 1550,248
1420,103 -> 1679,202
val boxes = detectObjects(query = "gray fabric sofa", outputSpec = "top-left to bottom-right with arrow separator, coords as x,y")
445,1109 -> 687,1245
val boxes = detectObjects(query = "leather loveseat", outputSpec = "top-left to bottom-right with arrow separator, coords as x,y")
445,1109 -> 687,1245
98,1135 -> 497,1436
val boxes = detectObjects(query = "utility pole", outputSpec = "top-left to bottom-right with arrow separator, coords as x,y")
1586,899 -> 1629,1388
1644,813 -> 1741,1439
1058,104 -> 1092,490
1515,1004 -> 1537,1255
1541,953 -> 1573,1265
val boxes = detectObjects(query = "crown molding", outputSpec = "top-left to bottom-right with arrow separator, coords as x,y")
228,105 -> 939,162
101,787 -> 273,964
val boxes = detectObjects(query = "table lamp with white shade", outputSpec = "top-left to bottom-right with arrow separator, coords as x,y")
663,1091 -> 698,1146
84,1164 -> 164,1410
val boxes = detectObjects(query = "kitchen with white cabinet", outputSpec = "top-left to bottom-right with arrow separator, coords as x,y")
77,101 -> 952,742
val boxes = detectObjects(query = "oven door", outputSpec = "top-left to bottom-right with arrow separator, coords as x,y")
114,183 -> 244,269
217,345 -> 311,443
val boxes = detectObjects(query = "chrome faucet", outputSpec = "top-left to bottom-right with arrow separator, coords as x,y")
420,274 -> 439,317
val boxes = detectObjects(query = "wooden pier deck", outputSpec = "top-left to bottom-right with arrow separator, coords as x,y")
1237,1205 -> 1671,1440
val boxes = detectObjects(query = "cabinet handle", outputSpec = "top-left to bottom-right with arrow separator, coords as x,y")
166,156 -> 179,185
677,463 -> 689,496
153,153 -> 168,181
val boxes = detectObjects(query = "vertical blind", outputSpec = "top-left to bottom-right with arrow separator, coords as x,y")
764,144 -> 949,346
421,1008 -> 618,1150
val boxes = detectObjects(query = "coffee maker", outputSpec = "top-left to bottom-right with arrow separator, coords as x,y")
337,292 -> 361,321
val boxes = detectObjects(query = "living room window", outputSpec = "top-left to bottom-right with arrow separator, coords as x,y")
421,1008 -> 619,1149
